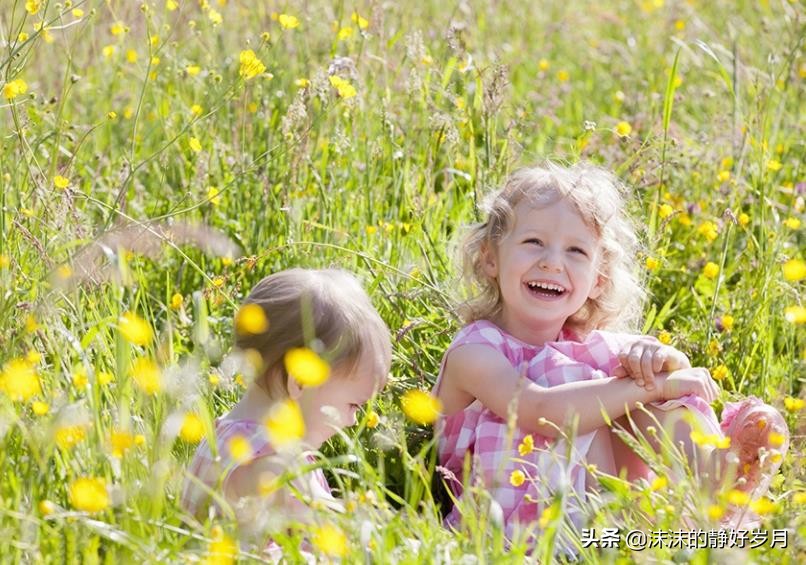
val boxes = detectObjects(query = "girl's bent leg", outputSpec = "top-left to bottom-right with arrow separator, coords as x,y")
584,426 -> 617,492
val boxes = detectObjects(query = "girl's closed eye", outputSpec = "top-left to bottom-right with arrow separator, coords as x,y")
569,246 -> 588,256
524,238 -> 543,246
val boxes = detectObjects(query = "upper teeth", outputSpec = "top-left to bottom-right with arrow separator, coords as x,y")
527,281 -> 565,292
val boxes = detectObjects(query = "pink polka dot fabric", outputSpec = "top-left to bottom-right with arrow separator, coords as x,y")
433,320 -> 720,542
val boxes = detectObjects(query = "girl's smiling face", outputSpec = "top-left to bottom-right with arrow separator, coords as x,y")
482,197 -> 605,345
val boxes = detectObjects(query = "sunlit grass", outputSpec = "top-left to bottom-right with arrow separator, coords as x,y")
1,0 -> 804,561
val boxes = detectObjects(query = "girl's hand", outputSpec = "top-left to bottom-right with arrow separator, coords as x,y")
658,367 -> 719,403
612,338 -> 691,392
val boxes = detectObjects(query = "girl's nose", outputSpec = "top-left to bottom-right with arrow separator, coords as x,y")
538,248 -> 562,272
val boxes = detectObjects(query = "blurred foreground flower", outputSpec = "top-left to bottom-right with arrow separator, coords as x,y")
784,397 -> 804,412
69,477 -> 109,513
784,306 -> 806,324
180,413 -> 205,443
401,390 -> 441,425
118,312 -> 153,346
0,358 -> 41,401
131,358 -> 162,395
265,398 -> 305,448
234,303 -> 269,335
205,526 -> 237,565
783,258 -> 806,282
284,348 -> 329,387
312,523 -> 348,557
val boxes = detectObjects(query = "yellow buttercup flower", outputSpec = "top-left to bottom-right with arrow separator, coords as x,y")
783,397 -> 804,412
264,399 -> 305,448
118,312 -> 154,346
170,293 -> 183,310
278,14 -> 300,29
179,413 -> 205,443
518,434 -> 534,456
365,411 -> 380,428
328,75 -> 357,99
784,217 -> 801,229
749,497 -> 777,515
726,489 -> 750,506
615,121 -> 632,138
738,213 -> 750,227
0,358 -> 41,401
783,259 -> 806,282
711,365 -> 729,381
707,504 -> 724,520
186,65 -> 201,77
698,221 -> 719,242
189,137 -> 202,152
284,347 -> 329,387
645,256 -> 660,271
721,314 -> 734,331
109,430 -> 135,458
206,526 -> 237,564
32,401 -> 49,415
228,435 -> 253,464
238,49 -> 266,80
55,424 -> 87,449
650,476 -> 668,491
337,26 -> 354,41
401,390 -> 442,425
784,305 -> 806,324
702,262 -> 720,279
69,477 -> 109,513
766,159 -> 782,172
351,12 -> 369,29
658,203 -> 674,219
208,9 -> 223,25
190,104 -> 203,116
312,523 -> 348,557
658,330 -> 672,345
538,502 -> 560,528
556,70 -> 570,82
509,469 -> 526,487
53,175 -> 69,189
26,1 -> 41,15
768,431 -> 786,448
130,358 -> 162,395
110,21 -> 127,36
3,79 -> 28,100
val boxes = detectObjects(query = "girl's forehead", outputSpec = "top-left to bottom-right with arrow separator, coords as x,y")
512,199 -> 597,234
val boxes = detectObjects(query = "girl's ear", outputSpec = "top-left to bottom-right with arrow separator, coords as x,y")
481,242 -> 498,279
588,272 -> 606,299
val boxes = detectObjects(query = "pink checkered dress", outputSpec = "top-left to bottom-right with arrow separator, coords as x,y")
434,320 -> 719,541
181,418 -> 331,518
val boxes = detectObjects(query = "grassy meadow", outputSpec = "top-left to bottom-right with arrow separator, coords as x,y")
1,0 -> 804,562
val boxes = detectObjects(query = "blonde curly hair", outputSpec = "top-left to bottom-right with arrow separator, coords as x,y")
459,161 -> 646,336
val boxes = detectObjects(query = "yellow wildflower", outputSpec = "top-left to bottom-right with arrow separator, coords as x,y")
228,435 -> 253,463
179,413 -> 205,443
186,65 -> 201,77
55,424 -> 87,449
72,367 -> 88,388
538,58 -> 550,72
109,430 -> 135,458
703,262 -> 720,279
264,398 -> 306,448
784,305 -> 806,324
278,14 -> 300,29
0,358 -> 41,401
783,259 -> 806,282
110,21 -> 127,36
26,1 -> 41,15
766,159 -> 782,172
189,137 -> 202,152
118,312 -> 153,346
783,217 -> 801,229
3,79 -> 28,100
166,0 -> 178,11
170,293 -> 183,310
793,492 -> 806,505
518,434 -> 534,456
615,121 -> 632,138
658,330 -> 672,345
18,32 -> 29,42
556,70 -> 570,82
727,489 -> 750,506
749,497 -> 777,515
658,203 -> 674,219
328,75 -> 357,99
645,256 -> 660,271
98,371 -> 114,385
190,104 -> 203,116
313,523 -> 348,557
401,390 -> 442,425
712,365 -> 729,381
768,431 -> 785,448
69,477 -> 109,513
206,526 -> 237,564
351,12 -> 369,29
721,315 -> 734,331
365,411 -> 380,429
39,500 -> 56,515
698,221 -> 719,242
650,476 -> 668,491
783,397 -> 804,412
72,8 -> 84,17
717,170 -> 731,182
130,358 -> 161,395
738,213 -> 750,227
53,175 -> 70,190
284,347 -> 329,387
238,50 -> 266,80
707,504 -> 724,520
208,9 -> 222,25
337,27 -> 354,40
295,78 -> 310,88
509,469 -> 526,487
32,401 -> 49,415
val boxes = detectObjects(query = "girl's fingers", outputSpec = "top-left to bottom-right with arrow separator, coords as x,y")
612,365 -> 627,377
652,350 -> 665,374
641,349 -> 655,389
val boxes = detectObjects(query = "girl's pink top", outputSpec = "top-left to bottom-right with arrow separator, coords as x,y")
181,418 -> 331,518
433,320 -> 720,541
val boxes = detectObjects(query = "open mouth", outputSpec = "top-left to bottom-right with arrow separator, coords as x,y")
525,281 -> 567,298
